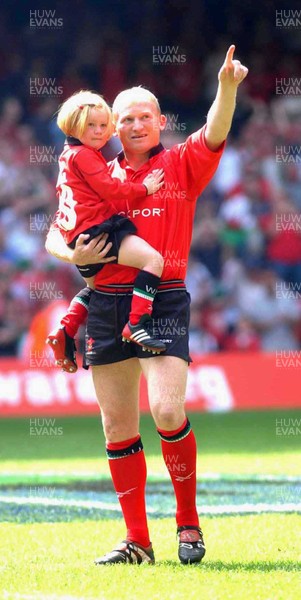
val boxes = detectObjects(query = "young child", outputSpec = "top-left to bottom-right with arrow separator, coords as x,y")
46,90 -> 165,372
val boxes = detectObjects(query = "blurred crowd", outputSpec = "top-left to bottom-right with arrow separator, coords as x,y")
0,0 -> 301,356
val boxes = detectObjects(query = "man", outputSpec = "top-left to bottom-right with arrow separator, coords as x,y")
46,45 -> 248,565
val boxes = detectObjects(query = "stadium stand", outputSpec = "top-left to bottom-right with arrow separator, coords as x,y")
0,0 -> 300,356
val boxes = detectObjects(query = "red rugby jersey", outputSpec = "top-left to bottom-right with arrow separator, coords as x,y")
56,140 -> 147,244
93,125 -> 224,288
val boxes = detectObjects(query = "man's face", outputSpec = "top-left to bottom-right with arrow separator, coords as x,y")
115,102 -> 166,155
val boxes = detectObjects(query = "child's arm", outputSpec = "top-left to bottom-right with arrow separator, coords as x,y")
74,149 -> 163,200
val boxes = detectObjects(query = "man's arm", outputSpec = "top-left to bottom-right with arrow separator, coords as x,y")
205,45 -> 248,151
45,227 -> 116,265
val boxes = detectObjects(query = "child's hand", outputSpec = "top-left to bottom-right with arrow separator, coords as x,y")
143,168 -> 164,195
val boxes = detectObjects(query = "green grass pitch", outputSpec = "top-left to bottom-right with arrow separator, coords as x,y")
0,409 -> 300,600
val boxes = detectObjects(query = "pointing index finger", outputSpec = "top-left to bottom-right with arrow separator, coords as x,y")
225,44 -> 235,65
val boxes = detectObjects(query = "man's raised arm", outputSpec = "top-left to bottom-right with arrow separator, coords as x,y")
45,227 -> 116,265
205,45 -> 248,151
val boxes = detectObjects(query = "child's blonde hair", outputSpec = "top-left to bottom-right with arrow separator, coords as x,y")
112,87 -> 161,123
57,90 -> 113,138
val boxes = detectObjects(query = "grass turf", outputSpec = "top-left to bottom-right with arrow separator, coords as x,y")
0,516 -> 300,600
1,409 -> 300,599
1,409 -> 301,479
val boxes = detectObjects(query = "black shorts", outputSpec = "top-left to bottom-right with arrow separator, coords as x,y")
85,287 -> 191,365
68,215 -> 137,278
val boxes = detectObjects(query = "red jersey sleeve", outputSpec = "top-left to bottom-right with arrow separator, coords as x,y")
172,124 -> 225,200
73,147 -> 147,202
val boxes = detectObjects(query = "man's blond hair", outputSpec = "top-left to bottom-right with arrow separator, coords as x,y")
112,87 -> 161,122
57,90 -> 113,138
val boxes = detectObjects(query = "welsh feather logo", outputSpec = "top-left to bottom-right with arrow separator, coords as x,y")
86,337 -> 95,353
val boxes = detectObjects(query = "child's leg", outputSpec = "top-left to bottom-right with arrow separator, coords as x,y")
118,235 -> 166,353
46,284 -> 93,372
61,280 -> 94,337
118,235 -> 163,325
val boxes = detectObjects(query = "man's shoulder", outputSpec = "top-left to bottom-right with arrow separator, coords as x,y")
156,126 -> 206,162
172,125 -> 206,151
172,125 -> 225,159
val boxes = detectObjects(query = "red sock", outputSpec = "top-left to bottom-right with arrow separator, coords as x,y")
129,271 -> 160,325
61,287 -> 92,338
106,435 -> 150,547
158,419 -> 199,527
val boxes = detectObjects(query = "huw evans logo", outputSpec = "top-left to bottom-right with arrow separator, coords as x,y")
165,454 -> 186,473
29,78 -> 63,97
29,418 -> 63,436
275,350 -> 301,368
153,182 -> 187,201
30,146 -> 59,165
29,486 -> 57,498
275,282 -> 301,300
275,213 -> 301,231
153,46 -> 186,65
275,418 -> 301,436
153,317 -> 187,336
275,146 -> 301,163
29,282 -> 63,301
29,10 -> 63,29
275,10 -> 301,28
276,78 -> 301,95
165,114 -> 186,132
29,213 -> 55,232
29,350 -> 55,368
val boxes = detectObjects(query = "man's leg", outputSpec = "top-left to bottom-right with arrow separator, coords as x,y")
140,355 -> 205,564
92,358 -> 154,565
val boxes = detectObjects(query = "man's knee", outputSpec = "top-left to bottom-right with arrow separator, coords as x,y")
102,414 -> 124,439
151,402 -> 186,430
101,413 -> 139,443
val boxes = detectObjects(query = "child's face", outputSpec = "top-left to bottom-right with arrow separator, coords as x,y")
78,107 -> 111,149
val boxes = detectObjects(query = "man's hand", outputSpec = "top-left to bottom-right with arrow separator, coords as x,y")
205,44 -> 248,151
73,233 -> 116,265
218,45 -> 248,88
45,227 -> 116,265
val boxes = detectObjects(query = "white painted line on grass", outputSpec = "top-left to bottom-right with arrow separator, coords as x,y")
1,494 -> 300,515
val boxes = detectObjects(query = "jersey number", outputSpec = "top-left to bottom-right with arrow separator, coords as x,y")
57,185 -> 77,231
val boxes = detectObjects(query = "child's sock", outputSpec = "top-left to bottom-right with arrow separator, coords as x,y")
129,271 -> 160,325
61,286 -> 92,337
